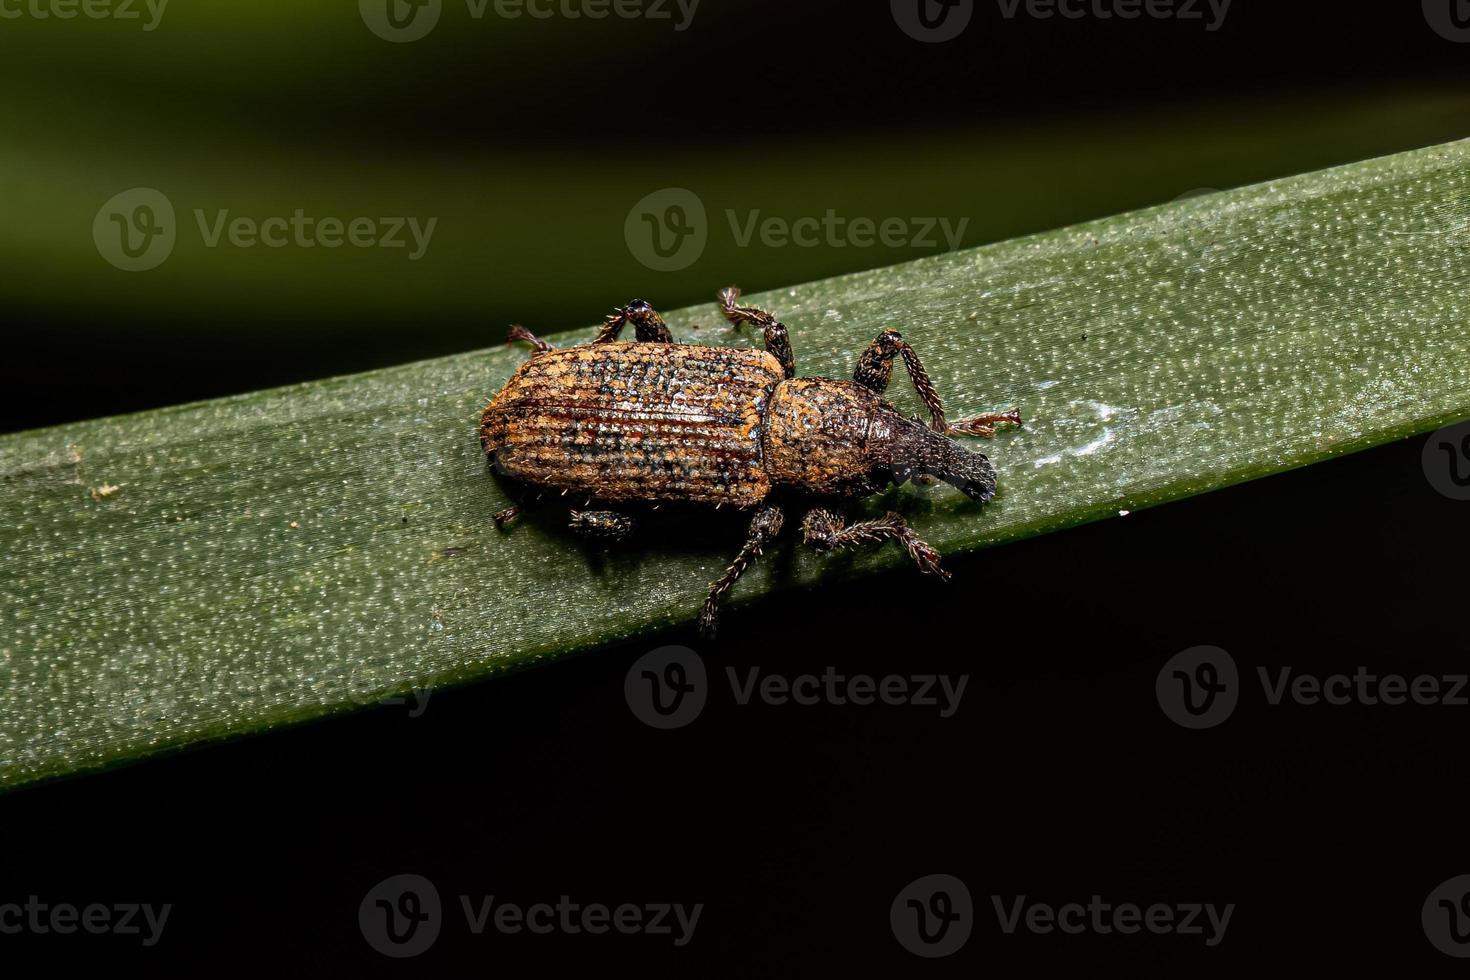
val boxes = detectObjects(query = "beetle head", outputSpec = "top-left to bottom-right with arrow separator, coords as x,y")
883,414 -> 997,503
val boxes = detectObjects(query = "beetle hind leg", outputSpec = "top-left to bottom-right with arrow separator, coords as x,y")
699,504 -> 785,637
719,287 -> 796,379
801,508 -> 949,581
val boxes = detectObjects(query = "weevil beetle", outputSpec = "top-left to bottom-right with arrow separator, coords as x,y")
480,288 -> 1022,635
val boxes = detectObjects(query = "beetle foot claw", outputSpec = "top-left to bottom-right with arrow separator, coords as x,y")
799,509 -> 840,550
697,600 -> 720,638
911,542 -> 950,581
947,409 -> 1023,439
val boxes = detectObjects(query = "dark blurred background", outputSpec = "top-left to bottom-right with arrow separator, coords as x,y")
3,0 -> 1469,432
5,1 -> 1470,973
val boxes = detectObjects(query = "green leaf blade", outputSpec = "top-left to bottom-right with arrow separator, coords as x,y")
4,139 -> 1470,790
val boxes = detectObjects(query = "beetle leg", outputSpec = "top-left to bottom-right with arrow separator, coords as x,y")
719,287 -> 796,379
801,508 -> 950,581
699,504 -> 785,637
507,324 -> 554,354
946,409 -> 1024,438
495,492 -> 542,528
853,329 -> 949,432
568,510 -> 637,542
852,331 -> 1024,438
595,299 -> 674,344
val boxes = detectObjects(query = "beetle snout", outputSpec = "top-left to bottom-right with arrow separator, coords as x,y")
954,473 -> 997,504
889,419 -> 997,504
942,441 -> 998,504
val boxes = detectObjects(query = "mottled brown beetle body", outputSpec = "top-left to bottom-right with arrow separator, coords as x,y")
482,342 -> 781,508
482,291 -> 1022,635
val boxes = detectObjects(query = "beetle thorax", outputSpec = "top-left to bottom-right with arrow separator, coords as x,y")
762,377 -> 999,503
762,378 -> 889,497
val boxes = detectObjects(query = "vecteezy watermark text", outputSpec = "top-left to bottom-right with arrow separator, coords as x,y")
891,0 -> 1228,42
359,874 -> 700,958
1158,645 -> 1470,729
0,0 -> 167,29
727,210 -> 968,252
993,895 -> 1234,946
462,895 -> 701,945
728,666 -> 967,717
625,647 -> 969,728
93,188 -> 437,272
194,209 -> 436,260
624,187 -> 970,272
360,0 -> 697,42
889,877 -> 1233,955
483,0 -> 698,28
1259,666 -> 1468,708
995,0 -> 1230,30
0,897 -> 171,947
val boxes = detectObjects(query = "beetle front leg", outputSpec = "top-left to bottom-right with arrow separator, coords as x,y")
699,504 -> 785,636
719,287 -> 796,379
801,508 -> 949,581
568,510 -> 637,542
853,329 -> 1021,436
595,299 -> 674,344
853,328 -> 948,431
947,409 -> 1024,438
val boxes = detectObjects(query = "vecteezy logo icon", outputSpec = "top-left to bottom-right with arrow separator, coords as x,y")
891,0 -> 973,42
1156,645 -> 1239,729
1423,875 -> 1470,957
359,874 -> 442,958
1424,0 -> 1470,41
1423,421 -> 1470,500
93,188 -> 176,272
624,188 -> 708,272
359,0 -> 441,42
624,645 -> 707,729
891,874 -> 972,957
